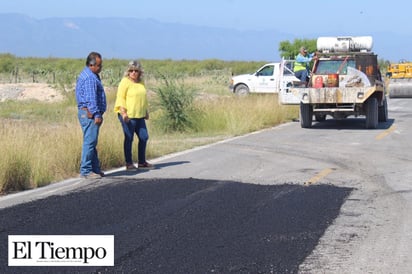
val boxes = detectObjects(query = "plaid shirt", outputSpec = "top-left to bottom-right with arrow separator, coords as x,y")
75,66 -> 107,118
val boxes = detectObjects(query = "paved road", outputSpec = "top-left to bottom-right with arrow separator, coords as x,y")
0,98 -> 410,273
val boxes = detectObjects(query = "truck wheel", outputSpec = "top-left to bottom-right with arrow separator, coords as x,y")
378,97 -> 388,122
365,97 -> 378,129
315,114 -> 326,122
300,103 -> 313,128
234,84 -> 249,95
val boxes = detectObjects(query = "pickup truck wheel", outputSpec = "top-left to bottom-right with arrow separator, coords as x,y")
234,84 -> 249,95
300,103 -> 313,128
365,97 -> 378,129
378,96 -> 388,122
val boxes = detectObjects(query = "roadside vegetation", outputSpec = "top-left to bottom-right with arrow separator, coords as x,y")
0,55 -> 298,194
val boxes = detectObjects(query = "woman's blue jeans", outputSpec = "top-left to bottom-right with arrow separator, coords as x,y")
118,114 -> 149,165
78,109 -> 102,176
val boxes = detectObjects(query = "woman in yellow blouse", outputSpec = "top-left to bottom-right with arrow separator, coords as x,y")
114,60 -> 153,170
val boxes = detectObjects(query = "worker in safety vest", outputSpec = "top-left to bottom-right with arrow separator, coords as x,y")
293,46 -> 317,85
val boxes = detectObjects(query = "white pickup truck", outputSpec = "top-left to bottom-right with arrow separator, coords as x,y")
229,61 -> 300,95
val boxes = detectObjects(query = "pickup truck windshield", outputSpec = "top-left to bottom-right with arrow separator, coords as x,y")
257,65 -> 274,76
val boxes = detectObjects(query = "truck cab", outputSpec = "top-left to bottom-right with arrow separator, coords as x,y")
229,61 -> 300,95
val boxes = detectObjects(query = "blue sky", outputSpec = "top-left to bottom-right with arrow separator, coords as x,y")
1,0 -> 411,61
1,0 -> 408,34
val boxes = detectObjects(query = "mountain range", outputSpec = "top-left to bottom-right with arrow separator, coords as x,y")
0,13 -> 409,62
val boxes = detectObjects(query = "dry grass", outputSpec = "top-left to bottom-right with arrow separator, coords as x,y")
0,119 -> 80,191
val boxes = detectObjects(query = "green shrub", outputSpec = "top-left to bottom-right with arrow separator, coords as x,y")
154,75 -> 197,132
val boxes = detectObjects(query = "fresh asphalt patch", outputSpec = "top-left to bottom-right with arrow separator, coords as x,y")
0,178 -> 353,273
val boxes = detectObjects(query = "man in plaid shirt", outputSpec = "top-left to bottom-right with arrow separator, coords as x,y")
75,52 -> 107,179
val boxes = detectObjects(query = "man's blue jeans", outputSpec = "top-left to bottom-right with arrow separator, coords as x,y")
78,109 -> 102,176
118,114 -> 149,165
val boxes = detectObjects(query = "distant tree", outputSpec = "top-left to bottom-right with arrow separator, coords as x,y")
378,58 -> 390,74
278,38 -> 317,60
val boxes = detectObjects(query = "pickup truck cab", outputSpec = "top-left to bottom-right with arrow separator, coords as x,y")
229,61 -> 300,95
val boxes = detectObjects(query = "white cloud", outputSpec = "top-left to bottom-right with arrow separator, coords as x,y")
64,21 -> 79,29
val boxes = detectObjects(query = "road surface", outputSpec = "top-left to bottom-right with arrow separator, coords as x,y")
0,98 -> 410,273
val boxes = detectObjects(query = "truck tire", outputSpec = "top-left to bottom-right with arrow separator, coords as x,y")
378,97 -> 388,122
365,97 -> 378,129
234,84 -> 249,95
315,114 -> 326,122
300,103 -> 313,128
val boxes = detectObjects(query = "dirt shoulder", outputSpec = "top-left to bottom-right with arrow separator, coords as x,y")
0,83 -> 64,103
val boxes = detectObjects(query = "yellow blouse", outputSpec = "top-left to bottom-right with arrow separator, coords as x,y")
114,77 -> 148,119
